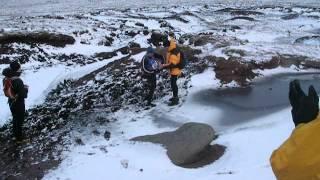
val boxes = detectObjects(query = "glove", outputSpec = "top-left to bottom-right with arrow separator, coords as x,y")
289,79 -> 319,126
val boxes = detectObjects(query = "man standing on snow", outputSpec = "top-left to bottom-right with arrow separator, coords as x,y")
141,47 -> 164,107
162,33 -> 181,106
2,61 -> 28,142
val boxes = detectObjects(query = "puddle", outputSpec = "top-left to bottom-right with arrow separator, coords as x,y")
192,73 -> 320,126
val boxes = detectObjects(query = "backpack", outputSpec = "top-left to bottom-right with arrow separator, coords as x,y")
141,55 -> 162,74
3,78 -> 16,99
177,50 -> 187,69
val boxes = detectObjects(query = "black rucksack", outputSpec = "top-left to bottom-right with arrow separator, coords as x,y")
178,50 -> 187,69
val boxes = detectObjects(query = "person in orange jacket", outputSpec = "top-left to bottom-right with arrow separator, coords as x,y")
270,79 -> 320,180
162,33 -> 181,106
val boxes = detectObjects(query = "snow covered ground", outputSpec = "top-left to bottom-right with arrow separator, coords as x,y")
1,3 -> 320,180
0,53 -> 125,126
43,69 -> 294,180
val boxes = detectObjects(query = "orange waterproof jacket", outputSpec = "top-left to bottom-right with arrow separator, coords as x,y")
270,115 -> 320,180
166,39 -> 181,76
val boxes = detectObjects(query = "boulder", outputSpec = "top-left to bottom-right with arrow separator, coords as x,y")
131,122 -> 225,167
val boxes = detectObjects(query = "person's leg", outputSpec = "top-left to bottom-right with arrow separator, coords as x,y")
170,75 -> 178,98
170,76 -> 179,105
10,102 -> 25,141
10,104 -> 20,140
146,74 -> 156,104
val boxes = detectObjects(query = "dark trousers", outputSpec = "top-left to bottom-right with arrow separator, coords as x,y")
170,75 -> 178,98
9,100 -> 25,140
145,74 -> 156,103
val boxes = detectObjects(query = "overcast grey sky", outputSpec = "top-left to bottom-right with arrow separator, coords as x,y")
0,0 -> 319,17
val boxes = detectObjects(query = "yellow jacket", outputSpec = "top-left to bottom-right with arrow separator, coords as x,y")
166,39 -> 181,76
270,115 -> 320,180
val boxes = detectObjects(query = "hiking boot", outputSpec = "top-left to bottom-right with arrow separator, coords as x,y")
168,97 -> 179,106
169,97 -> 174,102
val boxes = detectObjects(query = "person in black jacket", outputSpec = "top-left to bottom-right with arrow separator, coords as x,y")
141,47 -> 164,106
2,61 -> 28,141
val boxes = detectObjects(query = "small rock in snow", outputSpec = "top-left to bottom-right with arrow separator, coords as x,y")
121,160 -> 129,169
104,130 -> 111,141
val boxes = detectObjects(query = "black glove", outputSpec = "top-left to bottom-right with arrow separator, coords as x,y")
289,79 -> 319,126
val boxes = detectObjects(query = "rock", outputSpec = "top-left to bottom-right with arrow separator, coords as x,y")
214,59 -> 257,85
75,138 -> 85,145
131,122 -> 224,167
215,8 -> 264,15
95,51 -> 117,59
101,36 -> 114,46
143,30 -> 149,35
191,34 -> 231,48
231,25 -> 241,30
125,30 -> 139,37
281,13 -> 299,20
92,129 -> 100,136
228,16 -> 255,21
117,46 -> 130,55
224,48 -> 246,57
307,15 -> 320,19
103,40 -> 112,46
104,130 -> 111,140
193,36 -> 208,46
121,159 -> 129,169
135,22 -> 144,27
41,15 -> 65,20
159,21 -> 174,29
128,42 -> 141,48
258,57 -> 280,69
178,46 -> 201,63
294,35 -> 320,45
0,32 -> 75,47
230,10 -> 264,16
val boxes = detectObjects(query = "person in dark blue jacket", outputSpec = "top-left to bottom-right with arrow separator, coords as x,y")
141,47 -> 164,106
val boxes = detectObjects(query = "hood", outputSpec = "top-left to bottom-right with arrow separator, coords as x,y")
2,67 -> 14,78
168,39 -> 177,52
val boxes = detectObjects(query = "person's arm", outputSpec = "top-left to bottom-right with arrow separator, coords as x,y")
289,80 -> 319,126
163,53 -> 180,68
270,80 -> 320,180
154,53 -> 164,64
